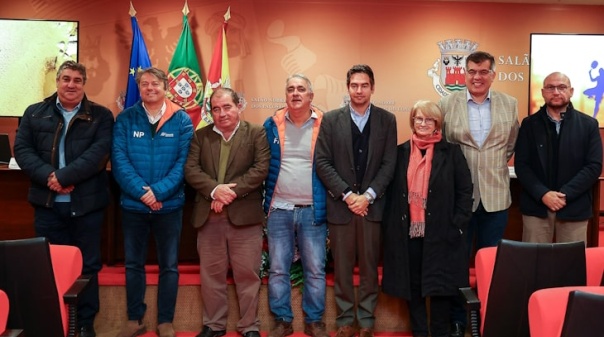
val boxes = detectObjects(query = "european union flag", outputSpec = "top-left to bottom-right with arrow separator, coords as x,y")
124,15 -> 151,109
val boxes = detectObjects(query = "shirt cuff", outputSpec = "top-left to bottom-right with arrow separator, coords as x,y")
365,188 -> 376,200
342,187 -> 353,201
210,186 -> 218,200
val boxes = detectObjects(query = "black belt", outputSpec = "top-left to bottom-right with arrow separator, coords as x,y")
294,204 -> 312,208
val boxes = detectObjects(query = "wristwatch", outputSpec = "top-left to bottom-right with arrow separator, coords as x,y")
363,192 -> 375,204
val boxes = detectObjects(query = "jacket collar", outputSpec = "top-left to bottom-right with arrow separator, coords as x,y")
44,92 -> 93,117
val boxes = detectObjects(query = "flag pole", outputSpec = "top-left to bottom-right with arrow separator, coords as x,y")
124,1 -> 152,110
129,1 -> 136,17
183,0 -> 189,16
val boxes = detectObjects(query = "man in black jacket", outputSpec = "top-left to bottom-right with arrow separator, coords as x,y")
515,71 -> 602,243
14,60 -> 114,337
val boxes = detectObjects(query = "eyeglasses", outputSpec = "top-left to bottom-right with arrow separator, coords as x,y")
543,85 -> 569,93
466,69 -> 492,77
413,117 -> 436,125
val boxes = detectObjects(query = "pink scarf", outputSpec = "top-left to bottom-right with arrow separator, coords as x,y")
407,131 -> 442,238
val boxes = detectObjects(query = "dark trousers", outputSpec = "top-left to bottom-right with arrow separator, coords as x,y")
122,209 -> 183,324
450,204 -> 508,326
34,203 -> 103,328
466,203 -> 509,253
408,237 -> 450,337
329,215 -> 381,328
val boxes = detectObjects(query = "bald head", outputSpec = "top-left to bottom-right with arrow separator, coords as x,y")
543,72 -> 571,87
542,72 -> 574,113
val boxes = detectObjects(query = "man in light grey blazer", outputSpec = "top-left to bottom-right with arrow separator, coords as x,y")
439,51 -> 519,337
315,64 -> 397,337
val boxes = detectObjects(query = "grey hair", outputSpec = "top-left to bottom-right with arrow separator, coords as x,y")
286,74 -> 313,93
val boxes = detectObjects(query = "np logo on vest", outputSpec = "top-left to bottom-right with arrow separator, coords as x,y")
133,131 -> 145,138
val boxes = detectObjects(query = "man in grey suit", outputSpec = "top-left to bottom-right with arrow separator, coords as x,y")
315,64 -> 397,337
439,51 -> 519,337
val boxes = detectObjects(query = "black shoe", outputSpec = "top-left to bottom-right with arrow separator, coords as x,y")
197,326 -> 227,337
79,325 -> 96,337
243,331 -> 261,337
450,322 -> 465,337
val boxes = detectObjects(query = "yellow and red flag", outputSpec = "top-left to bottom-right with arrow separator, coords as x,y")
199,6 -> 231,127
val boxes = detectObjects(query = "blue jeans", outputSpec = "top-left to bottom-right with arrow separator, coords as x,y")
34,203 -> 103,328
267,207 -> 327,323
122,209 -> 182,324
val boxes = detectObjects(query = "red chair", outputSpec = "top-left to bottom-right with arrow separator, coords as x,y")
528,248 -> 604,337
473,245 -> 497,332
50,243 -> 90,336
0,237 -> 90,337
560,289 -> 604,336
460,239 -> 587,337
0,290 -> 7,333
0,290 -> 22,337
529,286 -> 604,337
585,246 -> 604,286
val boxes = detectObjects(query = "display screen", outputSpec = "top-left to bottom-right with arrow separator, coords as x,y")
529,33 -> 604,122
0,19 -> 78,117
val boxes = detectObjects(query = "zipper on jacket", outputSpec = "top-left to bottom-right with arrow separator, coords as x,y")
45,119 -> 64,206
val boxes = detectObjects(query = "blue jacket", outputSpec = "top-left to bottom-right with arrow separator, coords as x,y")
263,107 -> 327,225
112,99 -> 193,213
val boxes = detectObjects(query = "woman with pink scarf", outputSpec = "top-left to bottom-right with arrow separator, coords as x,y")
381,100 -> 473,337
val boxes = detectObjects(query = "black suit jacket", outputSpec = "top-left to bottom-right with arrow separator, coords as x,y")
514,104 -> 602,220
315,104 -> 397,224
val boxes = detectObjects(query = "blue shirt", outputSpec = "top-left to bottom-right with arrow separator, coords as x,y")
349,103 -> 371,132
466,91 -> 492,148
55,98 -> 81,202
546,109 -> 565,134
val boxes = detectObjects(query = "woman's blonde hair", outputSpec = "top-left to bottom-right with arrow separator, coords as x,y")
409,100 -> 443,131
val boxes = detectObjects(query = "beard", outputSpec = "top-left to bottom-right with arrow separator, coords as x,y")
546,98 -> 570,109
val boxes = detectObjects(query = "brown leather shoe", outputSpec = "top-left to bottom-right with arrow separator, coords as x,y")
268,320 -> 293,337
359,327 -> 374,337
304,322 -> 329,337
157,323 -> 175,337
116,320 -> 146,337
335,325 -> 356,337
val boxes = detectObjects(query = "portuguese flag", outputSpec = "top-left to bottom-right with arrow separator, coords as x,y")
167,1 -> 204,128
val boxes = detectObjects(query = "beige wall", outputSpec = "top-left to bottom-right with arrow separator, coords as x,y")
2,0 -> 604,145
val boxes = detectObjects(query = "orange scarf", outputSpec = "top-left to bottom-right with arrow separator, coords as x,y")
407,131 -> 442,238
